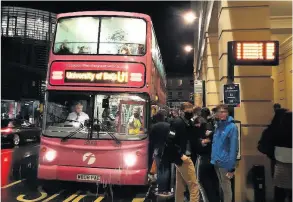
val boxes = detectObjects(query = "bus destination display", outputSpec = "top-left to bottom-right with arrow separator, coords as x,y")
65,70 -> 129,84
228,41 -> 279,66
49,61 -> 145,88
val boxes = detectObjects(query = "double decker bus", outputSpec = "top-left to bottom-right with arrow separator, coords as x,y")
37,11 -> 166,186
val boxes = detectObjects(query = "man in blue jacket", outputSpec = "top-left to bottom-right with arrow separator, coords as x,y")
211,104 -> 239,202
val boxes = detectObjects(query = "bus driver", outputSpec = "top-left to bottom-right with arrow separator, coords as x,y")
67,102 -> 89,126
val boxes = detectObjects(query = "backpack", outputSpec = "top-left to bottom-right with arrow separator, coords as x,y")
257,127 -> 275,159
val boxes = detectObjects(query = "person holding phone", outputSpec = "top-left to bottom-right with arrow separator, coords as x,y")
194,115 -> 220,202
211,104 -> 239,202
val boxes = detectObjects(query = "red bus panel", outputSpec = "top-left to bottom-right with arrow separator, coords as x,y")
49,61 -> 146,88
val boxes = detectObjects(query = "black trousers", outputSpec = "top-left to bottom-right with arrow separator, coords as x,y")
196,154 -> 220,202
274,187 -> 292,202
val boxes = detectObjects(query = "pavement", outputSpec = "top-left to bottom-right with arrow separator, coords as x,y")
1,143 -> 150,202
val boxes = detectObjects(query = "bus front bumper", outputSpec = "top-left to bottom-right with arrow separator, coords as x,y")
37,164 -> 148,185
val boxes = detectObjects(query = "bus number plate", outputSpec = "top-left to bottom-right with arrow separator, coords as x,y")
84,140 -> 97,146
77,174 -> 100,182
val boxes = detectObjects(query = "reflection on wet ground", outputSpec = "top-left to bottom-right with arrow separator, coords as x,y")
1,143 -> 149,202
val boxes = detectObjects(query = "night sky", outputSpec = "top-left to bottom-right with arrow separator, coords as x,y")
2,1 -> 195,75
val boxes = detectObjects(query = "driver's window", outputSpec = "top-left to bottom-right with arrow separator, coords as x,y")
45,91 -> 92,128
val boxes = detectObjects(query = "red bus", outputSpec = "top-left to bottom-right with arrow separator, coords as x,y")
37,11 -> 166,186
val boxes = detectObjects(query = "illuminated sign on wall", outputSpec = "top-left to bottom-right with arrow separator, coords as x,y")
49,61 -> 145,88
228,41 -> 279,66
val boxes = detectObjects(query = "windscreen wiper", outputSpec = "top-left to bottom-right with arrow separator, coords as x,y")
61,122 -> 84,142
101,131 -> 121,145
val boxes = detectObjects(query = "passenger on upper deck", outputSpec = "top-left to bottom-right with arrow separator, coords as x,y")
128,107 -> 142,135
56,42 -> 71,54
120,46 -> 131,55
66,102 -> 89,126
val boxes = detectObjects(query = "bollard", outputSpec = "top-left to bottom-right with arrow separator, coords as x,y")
252,165 -> 266,202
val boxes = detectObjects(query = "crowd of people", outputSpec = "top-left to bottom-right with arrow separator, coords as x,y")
147,103 -> 239,202
147,102 -> 292,202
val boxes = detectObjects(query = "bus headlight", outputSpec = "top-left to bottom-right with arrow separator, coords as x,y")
44,150 -> 56,162
124,153 -> 137,167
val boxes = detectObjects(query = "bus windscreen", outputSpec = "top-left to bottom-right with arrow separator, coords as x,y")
43,91 -> 148,140
54,16 -> 146,56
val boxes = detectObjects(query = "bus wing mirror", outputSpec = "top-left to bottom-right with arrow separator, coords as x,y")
94,124 -> 100,131
84,120 -> 90,127
102,99 -> 109,108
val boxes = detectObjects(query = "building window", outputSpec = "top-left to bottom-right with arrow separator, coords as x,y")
168,92 -> 172,100
177,79 -> 183,87
177,92 -> 183,99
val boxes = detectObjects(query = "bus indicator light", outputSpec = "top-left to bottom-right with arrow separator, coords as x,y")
130,73 -> 143,82
228,41 -> 279,66
52,71 -> 63,80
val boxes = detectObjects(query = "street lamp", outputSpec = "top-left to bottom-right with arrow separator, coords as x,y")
183,11 -> 196,24
184,45 -> 193,53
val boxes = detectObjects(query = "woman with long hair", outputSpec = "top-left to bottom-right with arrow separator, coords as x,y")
258,108 -> 288,176
273,110 -> 292,202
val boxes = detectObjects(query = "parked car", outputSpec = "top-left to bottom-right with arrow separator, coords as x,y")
1,119 -> 41,146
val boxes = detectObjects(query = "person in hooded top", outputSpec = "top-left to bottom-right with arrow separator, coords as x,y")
211,104 -> 239,202
193,115 -> 220,202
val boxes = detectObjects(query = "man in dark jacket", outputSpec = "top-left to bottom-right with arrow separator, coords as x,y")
149,110 -> 172,196
194,116 -> 220,202
163,102 -> 200,202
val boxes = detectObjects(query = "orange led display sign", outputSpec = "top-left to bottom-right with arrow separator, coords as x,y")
228,41 -> 279,66
64,70 -> 129,84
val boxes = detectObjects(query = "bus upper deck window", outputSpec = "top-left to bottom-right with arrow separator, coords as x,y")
54,17 -> 100,55
99,17 -> 146,56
